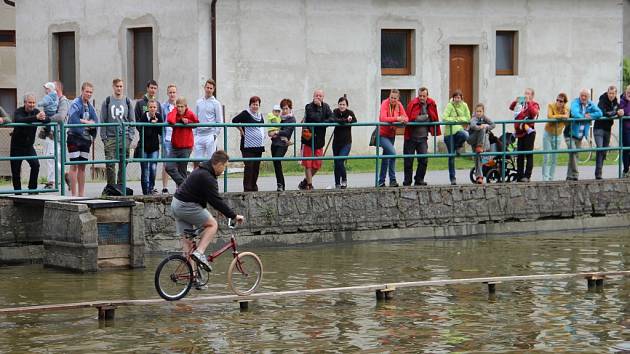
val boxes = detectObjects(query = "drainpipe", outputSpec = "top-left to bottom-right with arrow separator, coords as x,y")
211,0 -> 217,84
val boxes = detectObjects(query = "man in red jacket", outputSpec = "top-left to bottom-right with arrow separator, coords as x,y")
166,97 -> 199,186
403,87 -> 441,186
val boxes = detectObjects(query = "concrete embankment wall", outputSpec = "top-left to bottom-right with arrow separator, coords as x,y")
135,180 -> 630,252
1,180 -> 630,262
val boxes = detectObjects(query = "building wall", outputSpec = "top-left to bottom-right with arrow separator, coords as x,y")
14,0 -> 624,158
0,3 -> 16,89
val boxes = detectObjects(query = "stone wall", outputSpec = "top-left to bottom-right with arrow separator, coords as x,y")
130,180 -> 630,252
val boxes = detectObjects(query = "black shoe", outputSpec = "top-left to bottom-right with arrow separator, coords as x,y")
277,183 -> 285,192
518,177 -> 530,182
450,179 -> 457,186
378,182 -> 386,187
389,181 -> 399,187
414,181 -> 427,186
298,179 -> 307,190
566,177 -> 578,181
340,181 -> 347,189
402,181 -> 412,186
595,176 -> 602,180
162,188 -> 169,194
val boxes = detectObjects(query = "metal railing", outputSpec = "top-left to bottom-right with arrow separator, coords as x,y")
0,116 -> 627,195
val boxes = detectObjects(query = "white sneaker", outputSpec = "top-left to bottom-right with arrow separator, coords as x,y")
191,250 -> 212,272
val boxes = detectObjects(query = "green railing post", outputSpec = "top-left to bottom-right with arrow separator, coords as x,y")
223,125 -> 228,192
620,116 -> 624,178
60,121 -> 66,196
53,123 -> 59,192
121,123 -> 127,196
501,122 -> 506,182
375,122 -> 380,187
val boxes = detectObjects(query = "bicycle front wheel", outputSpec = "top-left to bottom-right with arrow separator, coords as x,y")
155,254 -> 194,301
227,252 -> 263,296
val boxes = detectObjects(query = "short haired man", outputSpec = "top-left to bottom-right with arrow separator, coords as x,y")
171,150 -> 244,272
67,82 -> 98,197
509,88 -> 540,182
403,87 -> 441,186
194,79 -> 223,168
100,78 -> 135,186
595,86 -> 623,179
565,89 -> 602,181
299,89 -> 333,190
11,94 -> 49,193
160,84 -> 178,193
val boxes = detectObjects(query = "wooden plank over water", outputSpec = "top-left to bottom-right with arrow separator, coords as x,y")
0,271 -> 628,315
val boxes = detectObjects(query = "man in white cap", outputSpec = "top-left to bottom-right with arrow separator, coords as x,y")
193,79 -> 223,168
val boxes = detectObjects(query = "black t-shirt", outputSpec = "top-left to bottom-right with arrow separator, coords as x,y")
332,108 -> 356,147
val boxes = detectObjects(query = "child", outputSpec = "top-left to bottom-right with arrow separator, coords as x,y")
468,103 -> 495,184
38,82 -> 59,118
267,104 -> 282,137
137,99 -> 163,195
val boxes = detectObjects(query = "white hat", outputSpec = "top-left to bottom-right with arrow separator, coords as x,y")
273,104 -> 281,111
43,82 -> 56,91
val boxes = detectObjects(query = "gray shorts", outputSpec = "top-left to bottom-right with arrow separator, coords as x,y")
171,197 -> 215,235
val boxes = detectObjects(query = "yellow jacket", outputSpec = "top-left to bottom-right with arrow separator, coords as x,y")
546,103 -> 569,136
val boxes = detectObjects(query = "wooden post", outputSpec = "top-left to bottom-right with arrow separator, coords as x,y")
97,305 -> 116,321
375,286 -> 395,301
237,300 -> 249,311
483,281 -> 499,294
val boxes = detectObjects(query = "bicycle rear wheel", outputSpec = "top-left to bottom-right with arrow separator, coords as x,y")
227,252 -> 263,296
155,254 -> 193,301
578,140 -> 592,164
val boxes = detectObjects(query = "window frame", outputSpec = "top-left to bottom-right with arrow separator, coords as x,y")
0,30 -> 16,47
496,31 -> 518,76
381,29 -> 413,76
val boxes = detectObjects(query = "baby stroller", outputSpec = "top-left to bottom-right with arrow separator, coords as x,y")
469,132 -> 519,183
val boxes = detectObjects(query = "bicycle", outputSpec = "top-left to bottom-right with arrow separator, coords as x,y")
578,125 -> 619,164
154,219 -> 263,301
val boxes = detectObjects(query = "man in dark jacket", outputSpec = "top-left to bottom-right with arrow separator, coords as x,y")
171,150 -> 244,272
596,85 -> 624,179
11,93 -> 49,193
299,89 -> 333,190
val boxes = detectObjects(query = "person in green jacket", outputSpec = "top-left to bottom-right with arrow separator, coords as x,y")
442,89 -> 471,185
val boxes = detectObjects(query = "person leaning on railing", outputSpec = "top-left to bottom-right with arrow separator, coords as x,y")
332,96 -> 356,189
232,96 -> 266,192
137,99 -> 163,195
619,85 -> 630,177
542,92 -> 569,182
564,89 -> 602,181
509,88 -> 539,183
442,90 -> 470,185
378,89 -> 408,187
403,86 -> 440,186
299,89 -> 334,191
596,86 -> 623,180
467,103 -> 495,184
268,99 -> 295,192
166,97 -> 198,187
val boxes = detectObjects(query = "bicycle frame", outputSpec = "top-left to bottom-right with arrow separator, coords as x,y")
207,235 -> 239,263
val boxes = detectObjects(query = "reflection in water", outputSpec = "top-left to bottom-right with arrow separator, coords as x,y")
0,230 -> 628,352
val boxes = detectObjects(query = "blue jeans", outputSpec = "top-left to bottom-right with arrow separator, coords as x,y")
444,130 -> 469,181
141,150 -> 159,195
378,136 -> 397,184
542,130 -> 562,181
333,143 -> 351,185
623,126 -> 630,173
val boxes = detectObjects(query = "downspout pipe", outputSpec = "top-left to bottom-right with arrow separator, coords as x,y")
211,0 -> 217,84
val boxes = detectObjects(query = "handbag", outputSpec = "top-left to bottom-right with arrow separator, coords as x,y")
369,127 -> 377,147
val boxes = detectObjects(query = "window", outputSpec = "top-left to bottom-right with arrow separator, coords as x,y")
0,89 -> 17,117
0,30 -> 16,47
54,32 -> 77,98
380,89 -> 414,135
131,27 -> 153,99
496,31 -> 518,75
381,29 -> 413,75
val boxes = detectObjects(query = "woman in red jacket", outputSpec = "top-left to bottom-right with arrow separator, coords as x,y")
378,89 -> 408,187
166,97 -> 199,186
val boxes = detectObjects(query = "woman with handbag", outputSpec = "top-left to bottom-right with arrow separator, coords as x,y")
378,89 -> 408,187
233,96 -> 266,192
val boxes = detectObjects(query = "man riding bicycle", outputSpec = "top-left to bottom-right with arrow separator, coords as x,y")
171,150 -> 244,271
